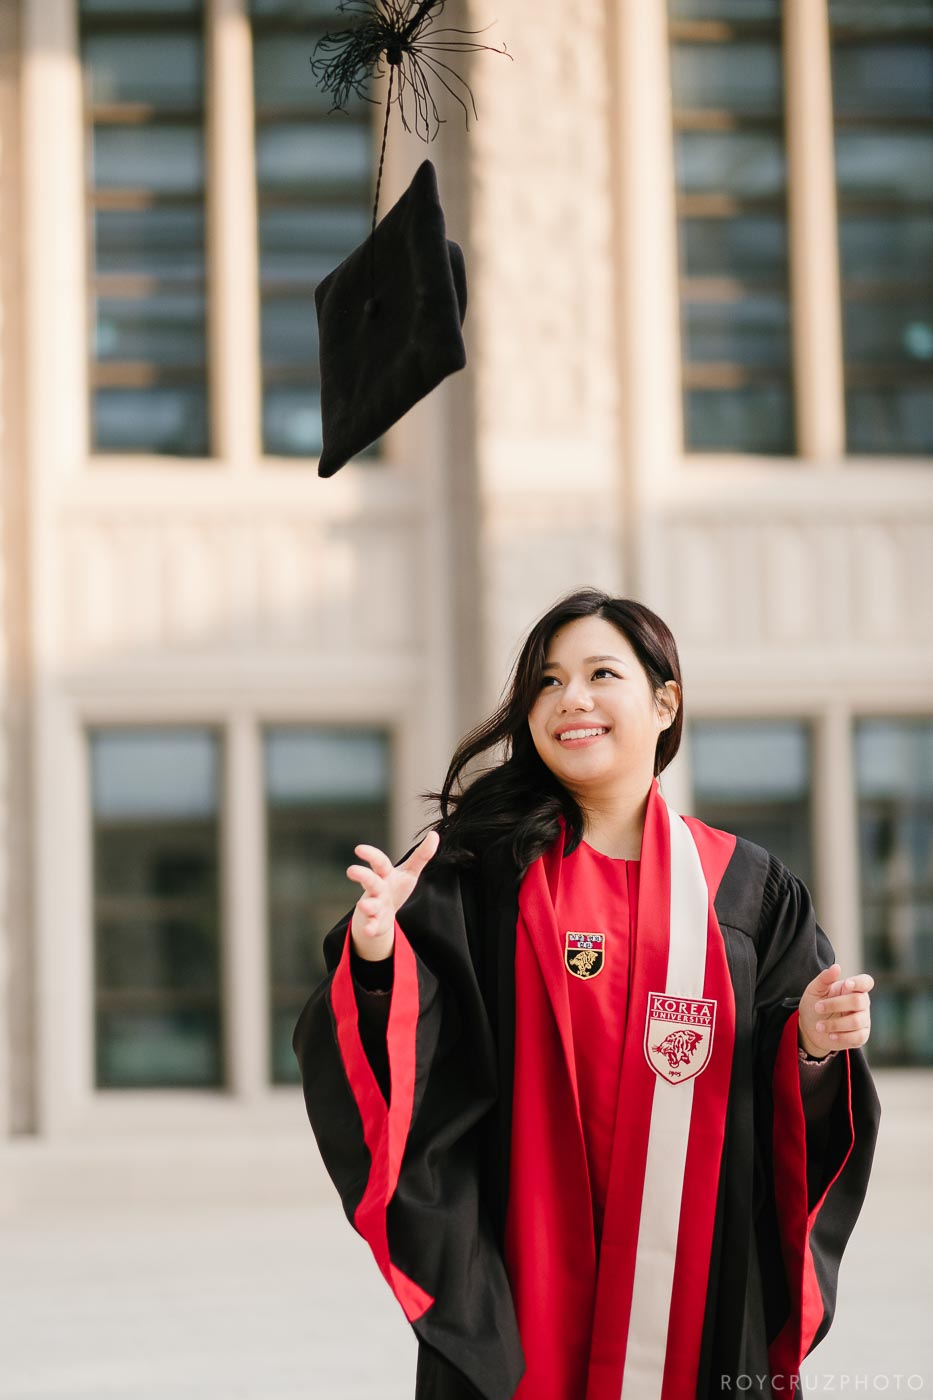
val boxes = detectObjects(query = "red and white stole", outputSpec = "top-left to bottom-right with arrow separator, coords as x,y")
505,778 -> 737,1400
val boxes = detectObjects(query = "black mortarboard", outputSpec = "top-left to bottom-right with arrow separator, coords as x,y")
314,158 -> 467,478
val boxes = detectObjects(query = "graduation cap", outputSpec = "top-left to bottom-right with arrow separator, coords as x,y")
309,0 -> 509,478
315,158 -> 467,479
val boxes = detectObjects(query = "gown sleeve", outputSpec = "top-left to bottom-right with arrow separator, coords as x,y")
751,857 -> 881,1387
291,851 -> 524,1400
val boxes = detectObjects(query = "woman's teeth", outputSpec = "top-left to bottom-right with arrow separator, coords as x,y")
558,728 -> 607,742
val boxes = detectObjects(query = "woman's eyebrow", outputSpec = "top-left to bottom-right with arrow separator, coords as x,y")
541,654 -> 625,670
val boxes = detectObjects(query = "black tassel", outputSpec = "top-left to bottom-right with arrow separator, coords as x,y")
310,0 -> 510,144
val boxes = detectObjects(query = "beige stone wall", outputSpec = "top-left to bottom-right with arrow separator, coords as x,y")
1,0 -> 930,1157
467,0 -> 623,691
0,0 -> 35,1136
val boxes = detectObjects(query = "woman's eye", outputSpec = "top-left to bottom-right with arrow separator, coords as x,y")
539,676 -> 560,688
593,668 -> 619,679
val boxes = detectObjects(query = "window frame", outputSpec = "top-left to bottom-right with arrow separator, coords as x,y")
669,11 -> 797,455
80,2 -> 212,457
853,713 -> 933,1067
75,0 -> 386,468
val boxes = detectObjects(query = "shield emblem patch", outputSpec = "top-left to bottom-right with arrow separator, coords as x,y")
565,931 -> 605,980
644,991 -> 716,1085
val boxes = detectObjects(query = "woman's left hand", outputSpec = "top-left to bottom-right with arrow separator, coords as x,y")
798,963 -> 874,1057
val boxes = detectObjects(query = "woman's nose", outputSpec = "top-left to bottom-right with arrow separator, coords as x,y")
559,680 -> 594,711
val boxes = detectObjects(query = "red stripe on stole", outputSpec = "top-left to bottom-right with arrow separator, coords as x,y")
330,923 -> 434,1322
768,1012 -> 855,1384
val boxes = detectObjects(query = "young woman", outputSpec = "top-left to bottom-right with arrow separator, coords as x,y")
293,589 -> 879,1400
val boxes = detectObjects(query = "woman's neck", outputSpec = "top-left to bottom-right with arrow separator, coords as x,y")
575,780 -> 653,861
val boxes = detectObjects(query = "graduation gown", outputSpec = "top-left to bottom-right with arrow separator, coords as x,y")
292,807 -> 880,1400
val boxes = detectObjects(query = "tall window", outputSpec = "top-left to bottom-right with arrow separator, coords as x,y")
855,718 -> 933,1066
830,0 -> 933,455
265,727 -> 391,1084
80,0 -> 210,456
668,0 -> 794,454
251,0 -> 374,457
690,719 -> 814,889
79,0 -> 376,461
91,728 -> 223,1089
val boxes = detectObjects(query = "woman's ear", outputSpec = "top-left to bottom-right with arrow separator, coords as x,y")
656,680 -> 681,729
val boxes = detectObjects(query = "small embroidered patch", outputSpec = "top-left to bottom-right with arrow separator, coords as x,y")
565,931 -> 605,979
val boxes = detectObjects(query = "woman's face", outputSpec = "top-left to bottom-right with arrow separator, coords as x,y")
527,615 -> 678,796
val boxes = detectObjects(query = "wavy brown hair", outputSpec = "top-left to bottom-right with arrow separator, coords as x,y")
421,588 -> 683,874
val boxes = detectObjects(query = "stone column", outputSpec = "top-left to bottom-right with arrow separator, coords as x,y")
467,0 -> 623,700
0,0 -> 35,1136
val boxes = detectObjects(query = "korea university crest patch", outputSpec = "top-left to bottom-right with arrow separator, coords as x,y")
565,931 -> 605,980
644,991 -> 716,1085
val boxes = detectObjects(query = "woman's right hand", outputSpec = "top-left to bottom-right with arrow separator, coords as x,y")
347,830 -> 440,961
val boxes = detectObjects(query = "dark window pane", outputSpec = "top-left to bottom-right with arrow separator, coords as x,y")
254,32 -> 337,111
93,386 -> 209,455
670,9 -> 792,456
91,728 -> 223,1089
832,11 -> 933,456
265,727 -> 391,1085
260,297 -> 318,366
670,42 -> 783,115
256,122 -> 370,192
89,123 -> 204,193
838,214 -> 933,283
98,915 -> 219,990
842,299 -> 933,366
81,5 -> 210,457
685,384 -> 794,453
83,30 -> 202,106
670,0 -> 780,16
258,205 -> 369,283
832,41 -> 933,118
845,387 -> 933,454
251,0 -> 338,15
675,131 -> 786,198
684,295 -> 790,367
93,206 -> 205,280
829,0 -> 933,33
96,1011 -> 222,1087
261,387 -> 322,456
95,292 -> 206,364
680,216 -> 787,280
82,0 -> 201,13
834,130 -> 933,201
253,5 -> 373,462
855,718 -> 933,1066
691,721 -> 814,890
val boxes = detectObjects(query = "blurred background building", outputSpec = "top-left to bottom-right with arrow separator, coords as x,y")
0,0 -> 931,1210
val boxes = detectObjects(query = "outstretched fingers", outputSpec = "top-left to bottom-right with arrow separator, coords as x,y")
402,829 -> 441,878
354,843 -> 395,878
345,863 -> 383,897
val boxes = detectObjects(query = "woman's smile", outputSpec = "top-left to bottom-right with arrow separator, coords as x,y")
554,726 -> 610,748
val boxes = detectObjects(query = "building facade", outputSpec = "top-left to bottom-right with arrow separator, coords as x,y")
1,0 -> 931,1205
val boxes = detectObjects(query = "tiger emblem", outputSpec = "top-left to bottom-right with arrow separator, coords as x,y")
569,948 -> 600,978
651,1028 -> 703,1069
644,991 -> 716,1084
565,931 -> 605,979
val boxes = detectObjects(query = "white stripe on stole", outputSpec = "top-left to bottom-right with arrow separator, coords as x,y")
620,802 -> 710,1400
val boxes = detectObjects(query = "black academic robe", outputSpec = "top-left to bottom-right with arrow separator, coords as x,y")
292,832 -> 881,1400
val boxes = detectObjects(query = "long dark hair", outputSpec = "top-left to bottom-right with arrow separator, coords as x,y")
422,588 -> 683,874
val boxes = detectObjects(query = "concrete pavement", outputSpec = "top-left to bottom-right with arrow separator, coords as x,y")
1,1071 -> 929,1400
